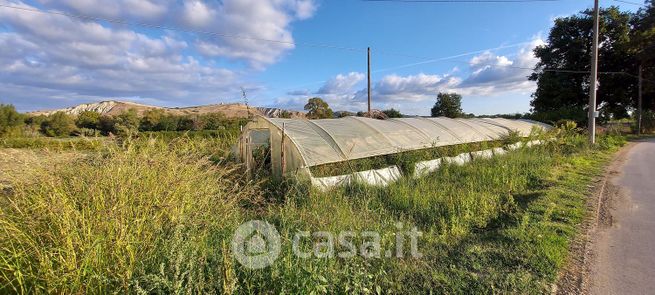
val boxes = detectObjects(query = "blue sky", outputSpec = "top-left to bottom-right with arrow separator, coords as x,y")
0,0 -> 641,115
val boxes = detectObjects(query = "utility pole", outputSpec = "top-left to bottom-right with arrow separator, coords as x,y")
367,47 -> 372,116
588,0 -> 600,144
638,64 -> 643,135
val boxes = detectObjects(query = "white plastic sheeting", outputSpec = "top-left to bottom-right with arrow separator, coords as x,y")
353,166 -> 403,186
265,117 -> 548,168
311,166 -> 402,191
443,153 -> 472,166
470,149 -> 494,160
492,147 -> 507,156
507,142 -> 523,150
310,140 -> 549,190
414,158 -> 443,178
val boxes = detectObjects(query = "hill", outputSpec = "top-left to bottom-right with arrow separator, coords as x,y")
29,100 -> 305,118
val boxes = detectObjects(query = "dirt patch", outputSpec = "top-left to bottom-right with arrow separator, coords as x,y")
553,143 -> 634,295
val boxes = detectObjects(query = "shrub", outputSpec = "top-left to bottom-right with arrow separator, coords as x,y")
113,109 -> 140,137
40,112 -> 76,137
639,109 -> 655,133
75,110 -> 101,130
0,104 -> 24,137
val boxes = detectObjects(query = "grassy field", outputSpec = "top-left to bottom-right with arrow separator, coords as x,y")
0,130 -> 625,294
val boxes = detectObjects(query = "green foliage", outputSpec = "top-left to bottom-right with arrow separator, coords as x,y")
431,92 -> 463,118
530,7 -> 637,123
75,111 -> 101,130
0,130 -> 627,293
0,104 -> 24,137
139,109 -> 165,131
200,113 -> 228,130
382,108 -> 402,118
98,115 -> 116,135
304,97 -> 334,119
0,137 -> 105,150
638,109 -> 655,133
113,109 -> 140,136
40,112 -> 76,137
279,110 -> 293,118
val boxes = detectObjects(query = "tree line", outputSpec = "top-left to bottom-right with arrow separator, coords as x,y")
0,104 -> 248,138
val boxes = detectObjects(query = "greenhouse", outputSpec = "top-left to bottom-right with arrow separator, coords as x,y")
237,116 -> 550,189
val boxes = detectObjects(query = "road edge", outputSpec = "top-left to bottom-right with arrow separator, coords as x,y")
553,141 -> 636,295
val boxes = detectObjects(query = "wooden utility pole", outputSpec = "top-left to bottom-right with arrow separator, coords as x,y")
638,64 -> 643,135
367,47 -> 372,116
588,0 -> 600,144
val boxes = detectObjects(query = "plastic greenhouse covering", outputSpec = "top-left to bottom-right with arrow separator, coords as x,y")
237,116 -> 550,184
265,116 -> 546,167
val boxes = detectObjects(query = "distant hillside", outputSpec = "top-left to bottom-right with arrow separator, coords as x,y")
29,100 -> 305,119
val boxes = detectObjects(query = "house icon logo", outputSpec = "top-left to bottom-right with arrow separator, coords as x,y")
231,220 -> 281,269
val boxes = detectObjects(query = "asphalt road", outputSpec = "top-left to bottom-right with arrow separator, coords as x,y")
589,138 -> 655,295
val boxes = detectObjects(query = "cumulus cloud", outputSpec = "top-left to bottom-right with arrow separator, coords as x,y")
34,0 -> 317,67
316,72 -> 365,94
0,0 -> 316,110
0,1 -> 243,109
279,38 -> 545,114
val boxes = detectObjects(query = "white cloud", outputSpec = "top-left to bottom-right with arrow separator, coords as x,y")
0,0 -> 317,110
316,72 -> 365,94
32,0 -> 318,68
279,38 -> 545,114
0,1 -> 250,109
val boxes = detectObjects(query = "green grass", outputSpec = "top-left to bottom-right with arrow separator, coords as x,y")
0,136 -> 107,151
0,131 -> 625,294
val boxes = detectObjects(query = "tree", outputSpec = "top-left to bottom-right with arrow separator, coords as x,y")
633,1 -> 655,112
304,97 -> 334,119
98,115 -> 116,135
75,111 -> 101,130
41,112 -> 76,137
140,109 -> 165,131
530,7 -> 637,123
431,93 -> 463,118
382,108 -> 402,118
113,109 -> 140,136
0,104 -> 24,137
200,113 -> 227,130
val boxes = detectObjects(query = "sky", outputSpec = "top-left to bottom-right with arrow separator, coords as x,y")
0,0 -> 642,115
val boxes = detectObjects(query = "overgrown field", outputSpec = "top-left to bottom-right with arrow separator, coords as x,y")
0,130 -> 625,294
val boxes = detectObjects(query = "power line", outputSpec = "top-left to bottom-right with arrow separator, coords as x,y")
0,4 -> 365,53
612,0 -> 645,6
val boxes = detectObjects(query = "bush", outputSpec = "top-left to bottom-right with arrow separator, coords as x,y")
639,109 -> 655,133
40,112 -> 76,137
0,104 -> 24,137
382,108 -> 402,118
75,110 -> 101,130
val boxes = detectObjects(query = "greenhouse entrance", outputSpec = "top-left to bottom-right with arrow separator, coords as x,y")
244,129 -> 271,177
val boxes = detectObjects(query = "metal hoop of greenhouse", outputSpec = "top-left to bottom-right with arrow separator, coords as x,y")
237,116 -> 551,188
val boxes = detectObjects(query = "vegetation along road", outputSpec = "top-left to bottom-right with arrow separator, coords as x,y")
589,138 -> 655,295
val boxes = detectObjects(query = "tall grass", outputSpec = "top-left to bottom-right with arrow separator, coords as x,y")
0,138 -> 259,294
0,131 -> 626,294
